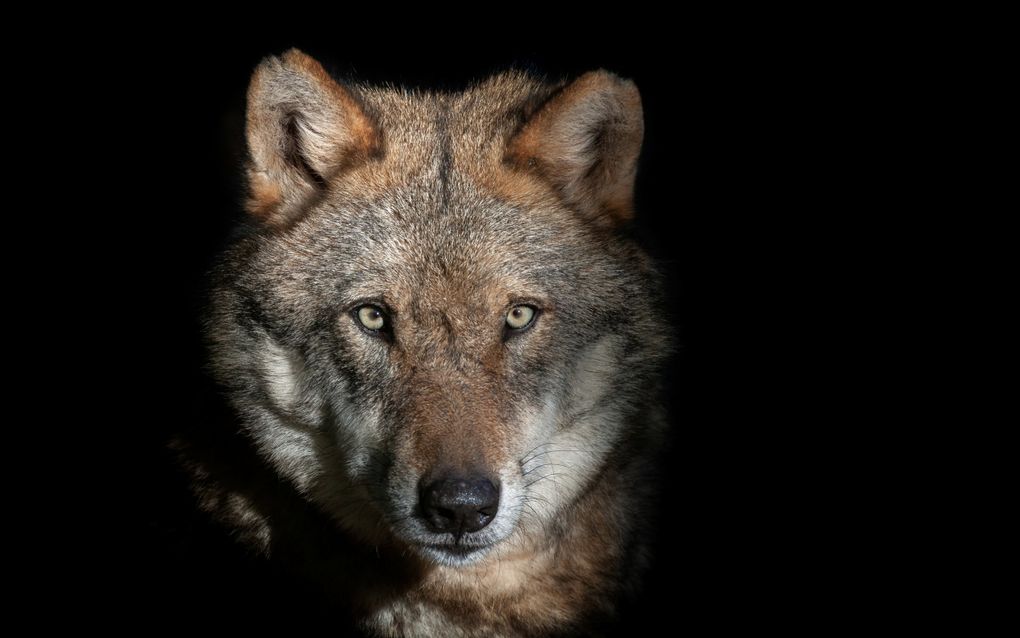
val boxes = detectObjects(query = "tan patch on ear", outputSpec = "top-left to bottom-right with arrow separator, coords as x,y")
245,171 -> 283,219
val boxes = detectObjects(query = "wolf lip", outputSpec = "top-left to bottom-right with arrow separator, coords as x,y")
426,543 -> 486,557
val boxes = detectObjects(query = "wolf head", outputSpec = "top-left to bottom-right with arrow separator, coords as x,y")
207,50 -> 667,567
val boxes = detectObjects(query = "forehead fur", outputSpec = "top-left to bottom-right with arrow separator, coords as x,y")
322,71 -> 564,214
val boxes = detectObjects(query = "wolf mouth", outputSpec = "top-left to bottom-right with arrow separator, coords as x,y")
426,542 -> 487,554
421,542 -> 492,564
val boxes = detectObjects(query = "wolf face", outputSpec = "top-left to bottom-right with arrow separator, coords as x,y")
206,49 -> 667,607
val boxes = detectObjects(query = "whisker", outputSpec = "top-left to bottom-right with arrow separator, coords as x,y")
521,462 -> 574,477
519,445 -> 584,466
524,472 -> 571,489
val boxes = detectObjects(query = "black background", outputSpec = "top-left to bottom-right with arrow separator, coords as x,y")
104,29 -> 804,633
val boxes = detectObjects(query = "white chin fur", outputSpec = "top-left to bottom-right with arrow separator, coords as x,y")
419,543 -> 495,567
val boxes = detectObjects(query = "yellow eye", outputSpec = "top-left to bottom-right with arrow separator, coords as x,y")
506,305 -> 536,330
356,305 -> 386,331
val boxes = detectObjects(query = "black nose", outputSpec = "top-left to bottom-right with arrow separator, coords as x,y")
420,477 -> 500,536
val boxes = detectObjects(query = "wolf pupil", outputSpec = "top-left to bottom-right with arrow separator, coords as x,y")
506,305 -> 536,330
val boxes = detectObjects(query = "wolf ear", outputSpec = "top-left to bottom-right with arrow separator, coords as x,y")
507,70 -> 644,226
244,49 -> 381,225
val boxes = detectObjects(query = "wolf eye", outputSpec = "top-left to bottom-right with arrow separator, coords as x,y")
355,305 -> 387,332
505,305 -> 537,331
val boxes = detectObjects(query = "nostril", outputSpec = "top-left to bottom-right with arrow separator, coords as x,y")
477,501 -> 498,518
436,507 -> 457,521
420,477 -> 500,535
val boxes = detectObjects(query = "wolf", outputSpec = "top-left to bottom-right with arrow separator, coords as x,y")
187,48 -> 670,636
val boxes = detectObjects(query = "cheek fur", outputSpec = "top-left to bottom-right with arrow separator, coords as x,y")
260,339 -> 308,413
